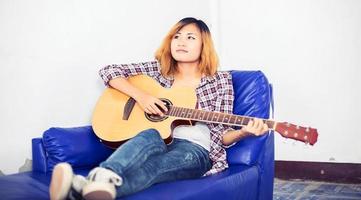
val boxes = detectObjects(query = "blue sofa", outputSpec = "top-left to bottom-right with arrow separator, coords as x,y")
0,70 -> 274,200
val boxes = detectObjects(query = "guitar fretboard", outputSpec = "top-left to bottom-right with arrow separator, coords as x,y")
166,106 -> 275,129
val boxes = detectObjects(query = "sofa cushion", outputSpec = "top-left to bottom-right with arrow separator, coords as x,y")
227,71 -> 271,166
0,165 -> 259,200
42,126 -> 113,171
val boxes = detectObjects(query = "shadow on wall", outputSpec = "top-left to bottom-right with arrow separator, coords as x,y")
0,158 -> 33,176
18,158 -> 32,173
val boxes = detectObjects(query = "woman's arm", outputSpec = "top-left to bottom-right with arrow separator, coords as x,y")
108,77 -> 167,116
99,61 -> 167,116
99,61 -> 160,86
222,118 -> 269,146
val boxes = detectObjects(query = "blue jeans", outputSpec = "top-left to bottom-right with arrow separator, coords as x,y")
99,128 -> 212,197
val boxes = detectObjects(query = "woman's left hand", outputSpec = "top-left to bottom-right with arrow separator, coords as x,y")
241,118 -> 269,136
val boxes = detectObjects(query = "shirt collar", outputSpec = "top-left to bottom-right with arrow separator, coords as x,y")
198,74 -> 216,88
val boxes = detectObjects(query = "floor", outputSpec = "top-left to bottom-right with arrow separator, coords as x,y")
273,178 -> 361,200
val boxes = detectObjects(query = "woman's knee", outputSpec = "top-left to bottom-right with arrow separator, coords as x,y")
138,128 -> 162,141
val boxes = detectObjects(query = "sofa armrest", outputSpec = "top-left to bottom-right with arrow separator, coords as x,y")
40,126 -> 113,172
227,70 -> 273,166
32,138 -> 48,173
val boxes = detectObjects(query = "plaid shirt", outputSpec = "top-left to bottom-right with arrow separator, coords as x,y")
99,60 -> 235,175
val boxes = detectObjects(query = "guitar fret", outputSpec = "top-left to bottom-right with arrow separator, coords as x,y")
169,107 -> 175,116
218,113 -> 224,123
198,111 -> 202,120
204,111 -> 210,122
182,108 -> 188,118
195,110 -> 201,120
220,113 -> 225,123
230,115 -> 237,124
173,107 -> 179,117
168,107 -> 175,116
222,114 -> 227,123
208,112 -> 214,122
224,114 -> 229,123
176,107 -> 182,117
187,108 -> 193,118
177,107 -> 183,117
180,107 -> 186,118
235,116 -> 243,126
242,117 -> 250,126
189,110 -> 196,119
188,109 -> 194,119
198,111 -> 204,120
193,110 -> 198,119
213,113 -> 219,122
183,108 -> 189,118
239,116 -> 244,125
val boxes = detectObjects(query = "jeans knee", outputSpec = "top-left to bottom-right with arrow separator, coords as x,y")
138,128 -> 161,140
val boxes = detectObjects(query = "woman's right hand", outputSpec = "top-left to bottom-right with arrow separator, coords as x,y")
135,92 -> 168,116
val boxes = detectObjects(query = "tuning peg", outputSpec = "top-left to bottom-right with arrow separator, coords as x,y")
284,130 -> 289,136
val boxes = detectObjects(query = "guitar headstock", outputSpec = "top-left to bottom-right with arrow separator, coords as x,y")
275,122 -> 318,145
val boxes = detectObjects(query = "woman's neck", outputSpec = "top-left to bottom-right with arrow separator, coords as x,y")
175,62 -> 202,80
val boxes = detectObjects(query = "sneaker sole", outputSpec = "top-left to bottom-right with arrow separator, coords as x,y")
82,182 -> 116,200
49,163 -> 73,200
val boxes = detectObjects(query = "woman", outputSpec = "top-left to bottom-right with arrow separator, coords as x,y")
50,17 -> 268,200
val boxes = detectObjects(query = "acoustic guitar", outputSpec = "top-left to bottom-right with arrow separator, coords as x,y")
92,75 -> 318,149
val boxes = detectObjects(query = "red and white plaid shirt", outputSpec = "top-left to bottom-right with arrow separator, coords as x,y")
99,60 -> 235,175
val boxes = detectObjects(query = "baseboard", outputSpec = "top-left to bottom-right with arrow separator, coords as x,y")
275,161 -> 361,183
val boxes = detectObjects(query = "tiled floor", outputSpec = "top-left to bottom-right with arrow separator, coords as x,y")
273,178 -> 361,200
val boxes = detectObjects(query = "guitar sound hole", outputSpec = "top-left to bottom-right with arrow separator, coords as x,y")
145,98 -> 172,122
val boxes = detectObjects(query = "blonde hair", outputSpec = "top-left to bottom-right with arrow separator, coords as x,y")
155,17 -> 219,77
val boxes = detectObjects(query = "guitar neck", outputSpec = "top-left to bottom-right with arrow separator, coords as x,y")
166,106 -> 276,130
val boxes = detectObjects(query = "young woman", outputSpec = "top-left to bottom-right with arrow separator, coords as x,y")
50,17 -> 268,200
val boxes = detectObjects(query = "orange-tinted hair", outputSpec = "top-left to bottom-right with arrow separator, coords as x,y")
155,17 -> 219,77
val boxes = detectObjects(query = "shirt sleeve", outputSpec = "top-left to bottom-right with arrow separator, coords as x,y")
98,60 -> 161,86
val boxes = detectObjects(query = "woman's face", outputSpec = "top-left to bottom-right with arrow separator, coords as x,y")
171,23 -> 203,64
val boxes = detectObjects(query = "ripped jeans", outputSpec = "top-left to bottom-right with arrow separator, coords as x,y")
99,128 -> 212,197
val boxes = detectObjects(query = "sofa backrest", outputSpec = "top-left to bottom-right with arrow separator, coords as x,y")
32,70 -> 273,173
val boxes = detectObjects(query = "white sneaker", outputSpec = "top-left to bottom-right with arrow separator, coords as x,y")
69,175 -> 88,199
82,167 -> 123,200
49,162 -> 88,200
49,163 -> 73,200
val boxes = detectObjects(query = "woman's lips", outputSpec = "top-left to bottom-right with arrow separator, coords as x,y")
176,49 -> 188,53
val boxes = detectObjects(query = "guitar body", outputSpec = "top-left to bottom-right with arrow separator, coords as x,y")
92,75 -> 197,148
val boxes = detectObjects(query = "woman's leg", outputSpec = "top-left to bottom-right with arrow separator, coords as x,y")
116,138 -> 211,197
99,128 -> 167,178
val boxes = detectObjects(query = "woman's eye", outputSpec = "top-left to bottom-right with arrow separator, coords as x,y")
188,36 -> 195,40
173,35 -> 179,39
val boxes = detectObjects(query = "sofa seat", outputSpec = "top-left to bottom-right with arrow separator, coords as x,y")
0,165 -> 259,200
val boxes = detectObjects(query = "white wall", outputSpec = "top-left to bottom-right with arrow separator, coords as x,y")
0,0 -> 212,174
219,0 -> 361,163
0,0 -> 360,174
